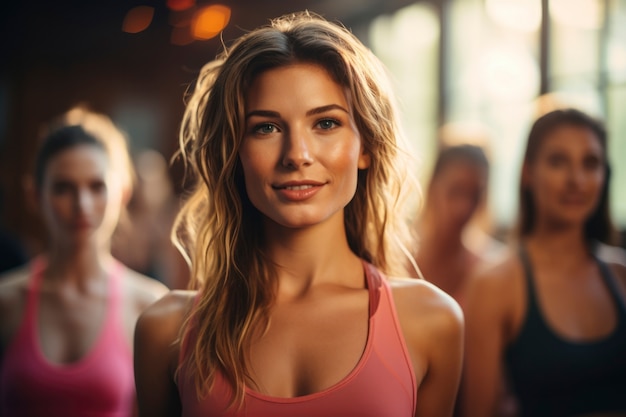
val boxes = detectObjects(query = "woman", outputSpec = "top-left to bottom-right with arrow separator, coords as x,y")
460,108 -> 626,417
134,11 -> 464,417
0,106 -> 169,417
410,143 -> 502,305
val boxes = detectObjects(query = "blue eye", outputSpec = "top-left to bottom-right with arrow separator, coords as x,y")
254,123 -> 278,134
317,119 -> 339,130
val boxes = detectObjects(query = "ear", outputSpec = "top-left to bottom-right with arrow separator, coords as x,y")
358,148 -> 371,169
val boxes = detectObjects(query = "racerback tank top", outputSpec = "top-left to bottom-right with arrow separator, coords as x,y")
177,261 -> 417,417
505,246 -> 626,417
0,257 -> 135,417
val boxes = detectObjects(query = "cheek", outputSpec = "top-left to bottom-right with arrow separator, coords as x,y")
237,153 -> 267,206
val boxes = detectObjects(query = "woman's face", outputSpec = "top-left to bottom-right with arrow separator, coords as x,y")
239,62 -> 370,230
39,144 -> 122,247
429,161 -> 487,231
524,124 -> 605,230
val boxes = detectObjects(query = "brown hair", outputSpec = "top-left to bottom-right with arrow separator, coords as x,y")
517,108 -> 616,244
173,11 -> 417,405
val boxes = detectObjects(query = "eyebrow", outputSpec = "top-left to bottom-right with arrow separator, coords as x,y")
245,104 -> 349,120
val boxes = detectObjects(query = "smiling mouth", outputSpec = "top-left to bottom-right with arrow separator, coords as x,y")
280,184 -> 316,190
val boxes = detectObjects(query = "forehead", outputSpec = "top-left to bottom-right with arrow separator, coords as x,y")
245,63 -> 348,109
538,124 -> 604,155
437,158 -> 487,178
44,144 -> 110,178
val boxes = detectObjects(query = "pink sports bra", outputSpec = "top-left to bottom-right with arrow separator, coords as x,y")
0,257 -> 135,417
177,261 -> 417,416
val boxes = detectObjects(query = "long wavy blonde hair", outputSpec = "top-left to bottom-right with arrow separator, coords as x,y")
173,10 -> 419,405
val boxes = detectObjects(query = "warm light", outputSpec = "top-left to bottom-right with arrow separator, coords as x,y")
370,3 -> 438,59
167,0 -> 195,12
485,0 -> 541,32
608,40 -> 626,83
122,6 -> 154,34
550,0 -> 604,29
465,45 -> 539,101
192,5 -> 231,40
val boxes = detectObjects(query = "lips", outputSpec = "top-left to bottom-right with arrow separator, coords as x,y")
272,180 -> 325,201
281,184 -> 315,191
272,180 -> 325,189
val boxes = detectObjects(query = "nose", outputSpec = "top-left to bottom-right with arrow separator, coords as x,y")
567,165 -> 586,187
281,128 -> 314,169
74,188 -> 93,213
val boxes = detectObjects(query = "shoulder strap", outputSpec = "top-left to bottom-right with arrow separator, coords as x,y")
518,244 -> 541,314
595,258 -> 626,315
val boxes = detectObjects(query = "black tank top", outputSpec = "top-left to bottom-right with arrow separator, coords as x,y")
505,246 -> 626,417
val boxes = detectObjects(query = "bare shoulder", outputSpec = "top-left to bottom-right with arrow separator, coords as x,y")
0,266 -> 30,312
135,289 -> 197,347
120,265 -> 170,311
0,266 -> 31,345
389,277 -> 463,327
140,289 -> 196,320
389,277 -> 464,359
464,250 -> 520,304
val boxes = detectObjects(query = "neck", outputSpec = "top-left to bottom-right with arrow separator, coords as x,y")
524,225 -> 591,261
263,218 -> 363,298
417,216 -> 465,255
45,239 -> 113,285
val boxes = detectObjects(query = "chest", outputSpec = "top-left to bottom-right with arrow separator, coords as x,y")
247,289 -> 369,398
36,288 -> 130,364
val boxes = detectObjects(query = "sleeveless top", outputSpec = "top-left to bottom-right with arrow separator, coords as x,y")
505,247 -> 626,417
177,261 -> 417,417
0,257 -> 135,417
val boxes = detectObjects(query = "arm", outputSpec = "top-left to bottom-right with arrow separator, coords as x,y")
392,279 -> 465,417
458,269 -> 510,417
134,291 -> 192,417
413,296 -> 464,417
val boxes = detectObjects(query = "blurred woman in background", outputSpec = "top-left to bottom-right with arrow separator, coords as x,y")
460,108 -> 626,417
409,142 -> 501,305
0,106 -> 168,417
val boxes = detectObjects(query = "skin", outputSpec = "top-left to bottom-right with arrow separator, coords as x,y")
0,144 -> 168,414
460,124 -> 626,417
134,63 -> 464,417
413,160 -> 494,302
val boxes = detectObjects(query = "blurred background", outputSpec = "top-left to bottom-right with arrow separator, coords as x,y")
1,0 -> 625,279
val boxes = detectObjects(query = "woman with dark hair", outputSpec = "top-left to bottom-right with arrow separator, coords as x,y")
134,11 -> 464,417
409,143 -> 501,305
460,108 -> 626,417
0,107 -> 169,417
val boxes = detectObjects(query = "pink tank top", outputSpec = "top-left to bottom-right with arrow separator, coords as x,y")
0,257 -> 135,417
177,261 -> 417,416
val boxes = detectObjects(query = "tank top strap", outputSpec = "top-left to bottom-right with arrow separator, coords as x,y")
362,260 -> 382,318
105,259 -> 127,349
595,257 -> 626,316
108,259 -> 124,313
23,256 -> 48,324
518,244 -> 540,313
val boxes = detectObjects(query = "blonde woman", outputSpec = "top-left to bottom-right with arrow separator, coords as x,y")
135,12 -> 463,417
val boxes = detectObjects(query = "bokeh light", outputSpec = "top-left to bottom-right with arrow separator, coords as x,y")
122,6 -> 154,34
192,4 -> 231,40
167,0 -> 195,12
